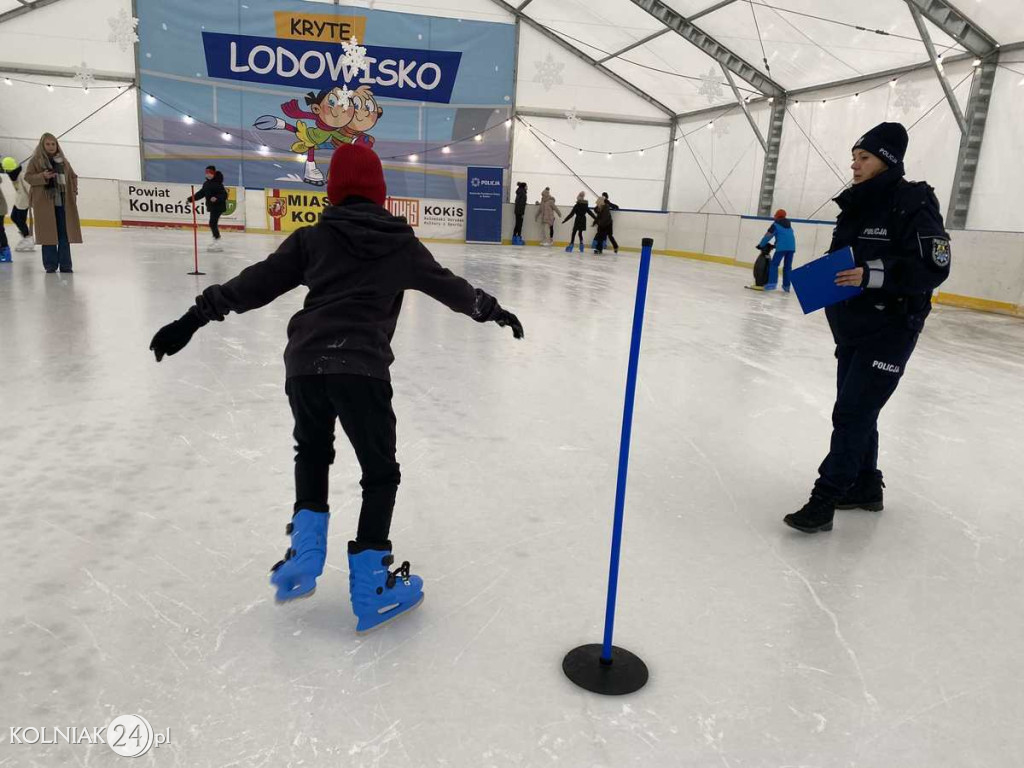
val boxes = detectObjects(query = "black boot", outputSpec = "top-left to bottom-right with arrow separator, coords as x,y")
836,475 -> 885,512
784,495 -> 835,533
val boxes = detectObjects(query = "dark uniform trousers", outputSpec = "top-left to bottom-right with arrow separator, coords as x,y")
814,328 -> 919,500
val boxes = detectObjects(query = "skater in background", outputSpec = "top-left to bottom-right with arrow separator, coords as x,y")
4,158 -> 35,252
592,196 -> 618,254
755,209 -> 796,292
512,181 -> 527,246
535,187 -> 561,247
24,133 -> 80,274
592,192 -> 620,248
0,176 -> 10,262
784,122 -> 951,534
187,165 -> 228,253
149,144 -> 525,633
562,192 -> 594,253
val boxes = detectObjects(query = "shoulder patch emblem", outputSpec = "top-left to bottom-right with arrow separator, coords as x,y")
932,238 -> 951,267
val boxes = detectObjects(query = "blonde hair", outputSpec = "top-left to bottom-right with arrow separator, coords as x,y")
577,192 -> 586,201
31,132 -> 64,169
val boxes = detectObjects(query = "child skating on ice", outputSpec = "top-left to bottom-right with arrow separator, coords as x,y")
562,192 -> 594,253
149,144 -> 524,632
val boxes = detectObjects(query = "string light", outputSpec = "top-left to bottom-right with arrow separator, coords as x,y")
409,154 -> 419,162
606,152 -> 612,160
258,145 -> 269,154
639,149 -> 644,157
46,84 -> 54,92
972,58 -> 982,67
504,119 -> 512,127
890,78 -> 899,87
3,78 -> 11,86
442,146 -> 451,154
474,134 -> 482,142
221,132 -> 231,141
183,114 -> 194,124
707,121 -> 714,129
295,154 -> 305,162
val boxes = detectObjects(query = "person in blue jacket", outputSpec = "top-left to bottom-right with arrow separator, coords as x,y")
784,122 -> 951,534
757,209 -> 796,292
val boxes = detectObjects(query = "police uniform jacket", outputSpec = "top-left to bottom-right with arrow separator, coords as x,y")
825,168 -> 951,345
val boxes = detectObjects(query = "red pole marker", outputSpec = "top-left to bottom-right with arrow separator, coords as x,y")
188,184 -> 205,276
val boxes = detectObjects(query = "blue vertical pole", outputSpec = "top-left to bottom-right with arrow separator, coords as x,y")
600,237 -> 654,663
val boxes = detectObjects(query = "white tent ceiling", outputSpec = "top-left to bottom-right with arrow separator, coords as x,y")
513,0 -> 1024,114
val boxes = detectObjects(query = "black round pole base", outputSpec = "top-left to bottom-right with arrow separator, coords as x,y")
563,644 -> 649,695
188,271 -> 206,276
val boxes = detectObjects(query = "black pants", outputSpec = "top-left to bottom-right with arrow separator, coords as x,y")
570,225 -> 585,244
209,210 -> 222,239
814,329 -> 918,500
513,212 -> 524,238
0,225 -> 6,248
595,229 -> 618,252
286,375 -> 401,546
10,208 -> 29,238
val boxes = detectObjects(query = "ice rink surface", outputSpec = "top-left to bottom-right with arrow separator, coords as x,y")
2,227 -> 1023,767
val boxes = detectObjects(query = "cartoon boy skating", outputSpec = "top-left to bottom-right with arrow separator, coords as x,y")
255,85 -> 383,186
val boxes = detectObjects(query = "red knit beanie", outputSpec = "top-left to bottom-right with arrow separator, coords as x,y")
327,143 -> 387,206
774,208 -> 787,220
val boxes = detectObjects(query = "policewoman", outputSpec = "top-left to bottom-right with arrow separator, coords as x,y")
785,122 -> 951,533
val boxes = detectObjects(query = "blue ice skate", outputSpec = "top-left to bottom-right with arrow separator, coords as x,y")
564,243 -> 574,253
0,246 -> 11,263
578,242 -> 585,253
348,543 -> 423,633
269,509 -> 329,602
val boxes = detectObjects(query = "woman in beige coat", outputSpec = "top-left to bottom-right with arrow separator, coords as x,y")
25,133 -> 82,273
534,187 -> 561,247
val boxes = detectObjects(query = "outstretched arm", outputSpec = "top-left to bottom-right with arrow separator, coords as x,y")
150,230 -> 308,361
407,243 -> 524,339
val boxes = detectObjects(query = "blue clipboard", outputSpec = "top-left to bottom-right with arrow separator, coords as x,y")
790,246 -> 863,314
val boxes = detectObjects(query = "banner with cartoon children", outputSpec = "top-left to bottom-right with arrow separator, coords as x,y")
137,0 -> 515,201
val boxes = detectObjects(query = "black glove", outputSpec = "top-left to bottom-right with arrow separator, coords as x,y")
150,310 -> 204,362
495,309 -> 524,340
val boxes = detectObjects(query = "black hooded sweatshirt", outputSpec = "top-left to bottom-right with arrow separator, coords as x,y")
186,198 -> 501,381
191,171 -> 228,213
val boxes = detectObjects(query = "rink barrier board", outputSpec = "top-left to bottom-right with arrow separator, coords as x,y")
20,181 -> 1023,320
17,221 -> 1024,318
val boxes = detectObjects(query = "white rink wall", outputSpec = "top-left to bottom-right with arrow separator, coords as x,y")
3,176 -> 1021,316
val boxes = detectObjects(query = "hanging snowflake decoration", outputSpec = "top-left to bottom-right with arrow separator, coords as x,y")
893,84 -> 922,116
533,54 -> 565,91
564,107 -> 582,130
72,62 -> 95,90
107,8 -> 139,52
341,36 -> 369,73
337,85 -> 354,110
697,67 -> 725,104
